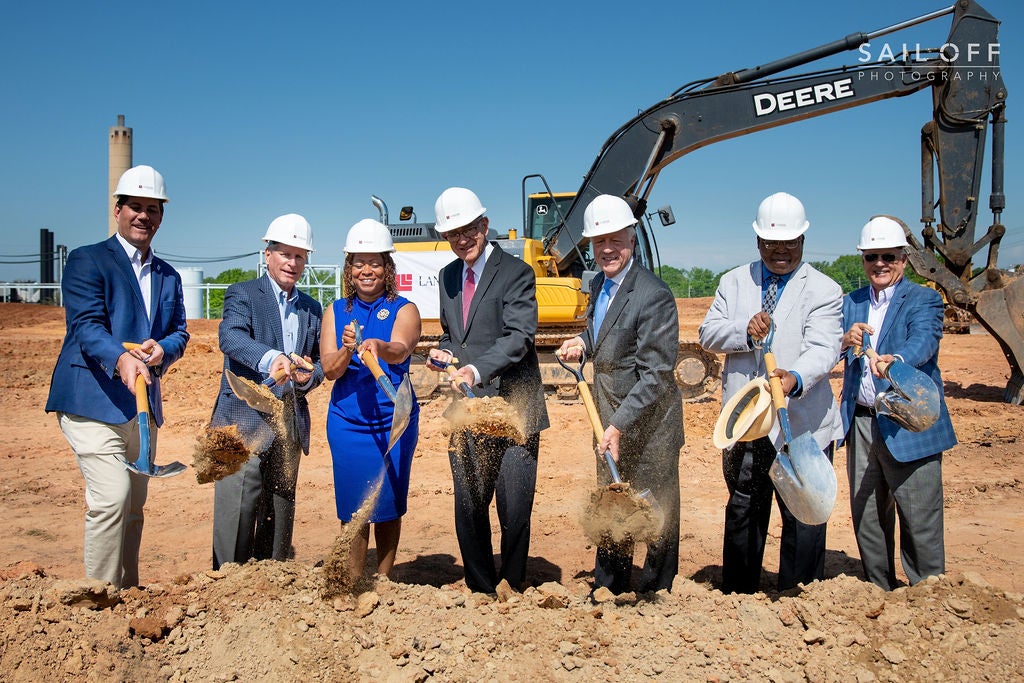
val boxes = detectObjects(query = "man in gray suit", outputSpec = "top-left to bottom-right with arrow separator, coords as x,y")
558,194 -> 684,594
699,192 -> 843,593
425,187 -> 549,594
210,214 -> 324,569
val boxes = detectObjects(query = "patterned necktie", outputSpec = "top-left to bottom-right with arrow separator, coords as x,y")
762,274 -> 780,316
462,268 -> 475,327
593,278 -> 614,334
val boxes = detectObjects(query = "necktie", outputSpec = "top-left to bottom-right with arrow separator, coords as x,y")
462,268 -> 475,326
762,274 -> 780,316
593,278 -> 614,334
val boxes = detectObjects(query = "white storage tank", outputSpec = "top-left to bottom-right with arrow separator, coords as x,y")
179,267 -> 204,319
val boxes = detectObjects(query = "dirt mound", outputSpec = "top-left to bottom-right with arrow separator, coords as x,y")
4,300 -> 1024,679
3,563 -> 1022,681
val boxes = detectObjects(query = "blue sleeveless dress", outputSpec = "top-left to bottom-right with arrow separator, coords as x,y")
326,294 -> 419,523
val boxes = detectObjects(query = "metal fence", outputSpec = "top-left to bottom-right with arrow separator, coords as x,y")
0,279 -> 343,320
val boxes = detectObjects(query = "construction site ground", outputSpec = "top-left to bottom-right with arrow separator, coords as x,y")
1,300 -> 1022,681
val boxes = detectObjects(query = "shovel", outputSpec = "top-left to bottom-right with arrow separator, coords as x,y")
120,343 -> 186,478
758,331 -> 837,526
554,351 -> 662,519
855,343 -> 940,432
352,320 -> 413,454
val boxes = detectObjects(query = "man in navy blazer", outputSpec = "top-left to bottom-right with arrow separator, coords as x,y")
210,214 -> 324,569
425,187 -> 549,593
840,216 -> 957,590
46,165 -> 189,589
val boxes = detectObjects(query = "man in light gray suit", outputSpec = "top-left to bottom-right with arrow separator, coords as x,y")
558,194 -> 684,594
210,214 -> 324,569
425,187 -> 549,594
699,192 -> 843,593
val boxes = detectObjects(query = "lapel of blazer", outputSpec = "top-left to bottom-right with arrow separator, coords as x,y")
259,274 -> 286,350
594,263 -> 638,349
295,295 -> 310,355
107,236 -> 148,317
875,277 -> 910,352
464,243 -> 500,335
769,262 -> 806,328
148,257 -> 170,335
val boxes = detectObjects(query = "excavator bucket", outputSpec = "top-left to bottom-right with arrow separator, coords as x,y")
973,278 -> 1024,405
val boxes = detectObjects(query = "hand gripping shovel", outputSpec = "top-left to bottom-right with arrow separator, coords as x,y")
758,329 -> 837,526
855,342 -> 940,432
121,344 -> 186,478
554,351 -> 663,523
352,320 -> 413,453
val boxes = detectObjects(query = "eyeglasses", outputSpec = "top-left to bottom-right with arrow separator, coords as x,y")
444,221 -> 483,243
862,253 -> 901,263
759,238 -> 802,250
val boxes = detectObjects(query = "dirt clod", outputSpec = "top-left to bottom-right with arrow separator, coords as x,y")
581,482 -> 665,545
191,425 -> 251,484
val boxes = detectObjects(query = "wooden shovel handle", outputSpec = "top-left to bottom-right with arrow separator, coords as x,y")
763,351 -> 788,413
853,345 -> 889,374
577,381 -> 606,440
289,353 -> 314,371
133,374 -> 150,414
123,342 -> 152,409
359,348 -> 387,382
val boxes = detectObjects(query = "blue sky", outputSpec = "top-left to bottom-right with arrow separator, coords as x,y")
1,0 -> 1020,282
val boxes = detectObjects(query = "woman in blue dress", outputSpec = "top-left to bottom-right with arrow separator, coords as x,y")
321,219 -> 421,578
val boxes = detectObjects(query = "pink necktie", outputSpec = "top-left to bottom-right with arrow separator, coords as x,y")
462,268 -> 475,326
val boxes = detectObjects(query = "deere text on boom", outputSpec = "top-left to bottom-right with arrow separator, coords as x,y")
753,78 -> 855,117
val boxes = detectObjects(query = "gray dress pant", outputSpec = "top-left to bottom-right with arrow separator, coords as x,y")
848,410 -> 944,589
212,440 -> 298,570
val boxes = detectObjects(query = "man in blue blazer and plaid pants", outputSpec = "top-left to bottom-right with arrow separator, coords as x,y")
210,214 -> 323,569
840,216 -> 957,590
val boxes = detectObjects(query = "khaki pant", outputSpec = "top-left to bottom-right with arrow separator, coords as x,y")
58,412 -> 152,589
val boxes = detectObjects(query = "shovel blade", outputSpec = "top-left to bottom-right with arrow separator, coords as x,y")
127,460 -> 187,478
769,432 -> 837,526
226,370 -> 280,414
876,362 -> 940,432
386,374 -> 414,453
127,411 -> 187,478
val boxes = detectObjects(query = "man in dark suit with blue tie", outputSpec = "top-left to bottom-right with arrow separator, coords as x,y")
558,194 -> 684,594
46,165 -> 189,589
425,187 -> 549,594
210,214 -> 324,569
840,216 -> 957,590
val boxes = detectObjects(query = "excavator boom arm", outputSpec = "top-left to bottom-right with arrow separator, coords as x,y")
546,1 -> 1021,402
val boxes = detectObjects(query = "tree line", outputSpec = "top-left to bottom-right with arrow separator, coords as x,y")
201,254 -> 922,318
658,254 -> 927,299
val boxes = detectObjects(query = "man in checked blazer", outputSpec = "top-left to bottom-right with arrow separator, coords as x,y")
699,192 -> 844,594
840,216 -> 956,590
558,194 -> 684,594
425,187 -> 549,594
210,214 -> 324,569
46,165 -> 189,589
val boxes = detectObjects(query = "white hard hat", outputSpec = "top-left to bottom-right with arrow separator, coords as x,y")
434,187 -> 486,234
857,216 -> 909,250
752,192 -> 809,241
582,195 -> 638,238
113,165 -> 169,202
344,219 -> 395,254
262,213 -> 314,252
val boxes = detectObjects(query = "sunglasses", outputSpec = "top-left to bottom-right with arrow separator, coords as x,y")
862,253 -> 901,263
